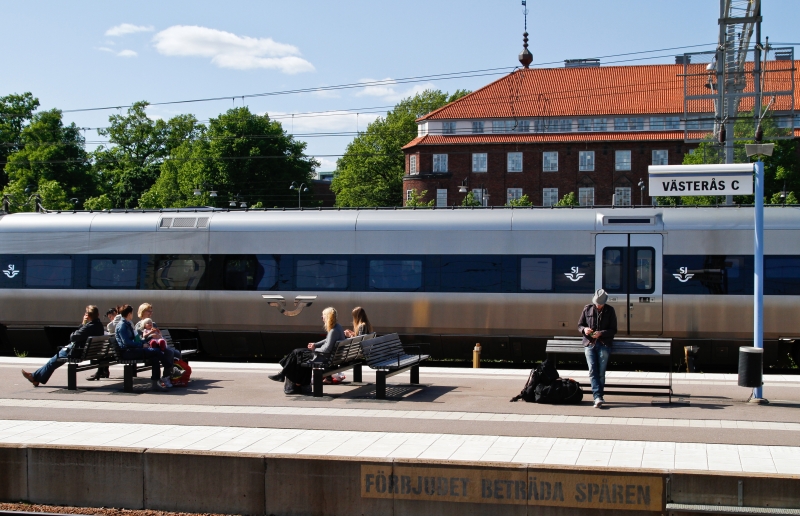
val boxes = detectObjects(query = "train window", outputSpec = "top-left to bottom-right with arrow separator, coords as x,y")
224,257 -> 257,290
368,259 -> 422,290
25,257 -> 73,288
153,255 -> 206,290
439,256 -> 502,292
256,256 -> 278,290
553,256 -> 595,293
663,255 -> 752,295
90,258 -> 139,288
632,248 -> 655,293
520,258 -> 553,291
602,248 -> 625,293
296,259 -> 348,290
765,256 -> 800,295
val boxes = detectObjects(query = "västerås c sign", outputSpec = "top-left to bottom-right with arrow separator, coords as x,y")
648,163 -> 754,196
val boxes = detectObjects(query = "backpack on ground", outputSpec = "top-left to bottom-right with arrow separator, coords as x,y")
170,359 -> 192,387
534,378 -> 584,405
509,359 -> 559,402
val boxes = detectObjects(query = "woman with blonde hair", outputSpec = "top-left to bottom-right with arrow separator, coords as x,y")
344,306 -> 373,338
269,307 -> 345,394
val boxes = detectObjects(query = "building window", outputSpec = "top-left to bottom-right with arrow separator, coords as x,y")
687,116 -> 714,131
442,121 -> 456,135
507,188 -> 523,204
472,121 -> 484,134
615,150 -> 631,171
652,150 -> 668,166
433,154 -> 448,173
406,190 -> 413,201
665,117 -> 680,130
650,117 -> 665,130
492,120 -> 515,133
629,118 -> 644,130
558,119 -> 573,132
614,118 -> 629,131
507,152 -> 523,172
615,187 -> 632,206
592,118 -> 607,131
437,189 -> 448,207
579,151 -> 595,171
578,119 -> 592,132
472,153 -> 487,172
543,188 -> 559,207
579,187 -> 595,206
516,120 -> 530,133
409,155 -> 418,175
533,119 -> 546,133
473,188 -> 488,206
543,151 -> 558,172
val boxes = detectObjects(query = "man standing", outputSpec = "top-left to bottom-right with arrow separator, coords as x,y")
578,289 -> 617,408
22,306 -> 104,386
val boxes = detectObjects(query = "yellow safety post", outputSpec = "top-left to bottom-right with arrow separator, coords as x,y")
473,343 -> 481,368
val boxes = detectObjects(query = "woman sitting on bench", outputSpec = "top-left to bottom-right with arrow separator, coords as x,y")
269,307 -> 345,394
115,305 -> 174,391
344,306 -> 373,338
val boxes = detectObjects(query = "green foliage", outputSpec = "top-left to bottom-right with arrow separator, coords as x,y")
332,89 -> 471,207
405,189 -> 435,207
2,109 -> 95,212
507,194 -> 533,207
460,191 -> 482,207
140,107 -> 317,209
0,92 -> 40,188
555,192 -> 579,206
83,194 -> 113,211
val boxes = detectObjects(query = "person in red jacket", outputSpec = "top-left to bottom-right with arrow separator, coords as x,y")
578,289 -> 618,408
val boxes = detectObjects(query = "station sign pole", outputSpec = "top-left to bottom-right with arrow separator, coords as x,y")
753,159 -> 764,400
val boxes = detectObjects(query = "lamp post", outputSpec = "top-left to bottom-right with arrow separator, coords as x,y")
229,193 -> 246,209
637,179 -> 646,206
290,182 -> 309,208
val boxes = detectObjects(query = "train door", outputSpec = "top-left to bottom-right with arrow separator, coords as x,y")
595,234 -> 663,336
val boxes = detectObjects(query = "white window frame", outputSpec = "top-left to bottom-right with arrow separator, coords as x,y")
650,117 -> 665,131
507,152 -> 523,173
542,188 -> 559,207
559,119 -> 573,132
614,118 -> 629,131
578,119 -> 592,132
614,187 -> 631,206
579,151 -> 595,171
492,120 -> 514,133
629,118 -> 645,131
406,190 -> 413,202
472,153 -> 488,173
542,151 -> 558,172
615,150 -> 631,171
507,188 -> 523,204
592,118 -> 608,131
579,187 -> 595,207
433,154 -> 448,173
472,121 -> 484,134
665,117 -> 680,130
652,149 -> 668,166
436,189 -> 448,207
516,120 -> 530,133
442,121 -> 456,135
409,155 -> 418,175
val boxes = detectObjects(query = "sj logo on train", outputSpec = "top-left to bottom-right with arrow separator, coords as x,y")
361,465 -> 663,511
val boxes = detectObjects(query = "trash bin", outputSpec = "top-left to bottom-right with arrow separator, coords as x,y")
738,346 -> 763,388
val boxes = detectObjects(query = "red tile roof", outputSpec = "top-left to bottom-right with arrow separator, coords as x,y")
418,61 -> 798,121
403,131 -> 709,150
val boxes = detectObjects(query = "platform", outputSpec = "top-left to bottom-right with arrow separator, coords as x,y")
2,357 -> 800,514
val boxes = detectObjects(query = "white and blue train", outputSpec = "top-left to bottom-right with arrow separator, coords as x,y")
1,207 -> 798,366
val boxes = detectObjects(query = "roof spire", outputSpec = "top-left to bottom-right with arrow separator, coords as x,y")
518,1 -> 532,68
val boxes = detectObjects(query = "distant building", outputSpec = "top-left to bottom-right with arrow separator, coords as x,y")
402,60 -> 800,207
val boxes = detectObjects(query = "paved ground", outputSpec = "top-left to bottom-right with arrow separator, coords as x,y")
3,357 -> 800,474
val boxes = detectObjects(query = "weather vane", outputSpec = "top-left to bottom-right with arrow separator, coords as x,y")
522,0 -> 528,32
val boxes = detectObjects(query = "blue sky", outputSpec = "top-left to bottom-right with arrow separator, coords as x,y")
2,0 -> 799,172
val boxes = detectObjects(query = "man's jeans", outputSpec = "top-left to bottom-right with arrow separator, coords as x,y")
32,346 -> 71,384
584,343 -> 610,400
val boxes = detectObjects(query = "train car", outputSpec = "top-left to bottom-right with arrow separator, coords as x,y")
1,207 -> 799,367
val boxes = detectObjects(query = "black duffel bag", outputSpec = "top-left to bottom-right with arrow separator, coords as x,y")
534,378 -> 584,404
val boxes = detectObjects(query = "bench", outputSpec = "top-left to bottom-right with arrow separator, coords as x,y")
160,329 -> 199,355
114,331 -> 198,393
303,333 -> 376,398
546,336 -> 677,403
61,335 -> 118,391
361,333 -> 430,400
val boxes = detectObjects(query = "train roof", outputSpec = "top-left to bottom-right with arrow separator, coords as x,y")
0,206 -> 798,233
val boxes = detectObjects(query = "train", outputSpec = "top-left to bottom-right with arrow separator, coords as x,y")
1,206 -> 799,368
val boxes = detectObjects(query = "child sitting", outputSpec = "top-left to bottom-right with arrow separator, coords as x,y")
140,318 -> 168,351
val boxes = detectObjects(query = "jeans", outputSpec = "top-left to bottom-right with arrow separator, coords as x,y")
121,347 -> 174,381
32,346 -> 71,384
584,343 -> 610,400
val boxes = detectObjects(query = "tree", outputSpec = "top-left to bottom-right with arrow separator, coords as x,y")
507,194 -> 533,207
404,189 -> 435,207
555,192 -> 580,206
140,107 -> 317,208
2,109 -> 95,211
0,92 -> 40,188
93,101 -> 203,208
460,191 -> 482,207
332,89 -> 471,207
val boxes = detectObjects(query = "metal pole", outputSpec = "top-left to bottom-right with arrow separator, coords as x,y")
753,159 -> 764,400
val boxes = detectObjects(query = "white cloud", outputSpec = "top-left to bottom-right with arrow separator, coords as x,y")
97,47 -> 114,53
269,110 -> 380,134
315,157 -> 338,171
356,78 -> 437,102
117,49 -> 138,58
152,25 -> 314,74
106,23 -> 155,37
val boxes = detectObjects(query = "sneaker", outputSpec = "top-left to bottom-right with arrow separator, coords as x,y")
152,380 -> 168,392
160,376 -> 173,388
593,398 -> 604,408
21,370 -> 39,387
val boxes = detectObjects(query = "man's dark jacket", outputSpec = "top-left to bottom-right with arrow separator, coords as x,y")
577,304 -> 618,347
69,319 -> 104,348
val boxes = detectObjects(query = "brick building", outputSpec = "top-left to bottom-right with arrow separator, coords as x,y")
402,60 -> 799,207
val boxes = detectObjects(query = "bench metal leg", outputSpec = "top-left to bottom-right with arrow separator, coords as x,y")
124,365 -> 135,393
410,365 -> 419,384
376,371 -> 387,400
313,369 -> 323,398
131,365 -> 137,378
67,364 -> 77,391
353,364 -> 362,383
